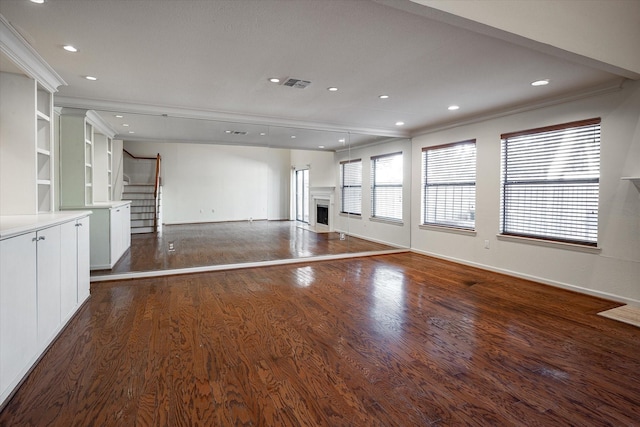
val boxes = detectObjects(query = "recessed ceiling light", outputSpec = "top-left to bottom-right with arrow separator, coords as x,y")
291,135 -> 296,139
395,121 -> 405,126
448,105 -> 460,111
115,114 -> 123,118
85,76 -> 97,81
268,78 -> 280,83
531,79 -> 550,86
128,131 -> 135,134
338,138 -> 346,143
378,95 -> 389,99
63,45 -> 77,53
318,145 -> 325,149
327,87 -> 338,92
122,123 -> 129,127
30,0 -> 45,3
259,132 -> 266,136
224,130 -> 232,134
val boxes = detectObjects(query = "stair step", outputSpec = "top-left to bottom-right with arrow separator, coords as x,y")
131,226 -> 155,234
132,219 -> 155,227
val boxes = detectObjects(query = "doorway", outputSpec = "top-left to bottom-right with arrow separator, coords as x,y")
295,169 -> 309,223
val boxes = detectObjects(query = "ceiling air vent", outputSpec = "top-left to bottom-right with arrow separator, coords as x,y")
225,130 -> 248,135
283,78 -> 311,89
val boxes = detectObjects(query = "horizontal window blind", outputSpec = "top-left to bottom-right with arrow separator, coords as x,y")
341,159 -> 362,215
501,118 -> 600,246
422,141 -> 476,229
371,152 -> 403,221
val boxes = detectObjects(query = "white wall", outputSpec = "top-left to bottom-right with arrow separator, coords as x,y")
123,141 -> 291,224
411,79 -> 640,305
334,138 -> 412,248
290,149 -> 335,188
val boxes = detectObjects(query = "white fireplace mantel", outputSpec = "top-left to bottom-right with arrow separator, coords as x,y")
309,187 -> 335,232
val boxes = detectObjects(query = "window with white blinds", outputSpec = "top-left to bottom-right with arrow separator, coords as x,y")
501,118 -> 600,246
340,159 -> 362,215
371,152 -> 403,221
422,140 -> 476,230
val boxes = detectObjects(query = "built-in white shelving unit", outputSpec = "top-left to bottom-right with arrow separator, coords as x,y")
59,108 -> 116,207
621,177 -> 640,190
0,15 -> 66,216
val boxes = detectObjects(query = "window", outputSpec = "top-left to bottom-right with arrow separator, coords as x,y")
340,159 -> 362,215
422,140 -> 476,230
295,169 -> 309,223
501,118 -> 600,246
371,152 -> 403,221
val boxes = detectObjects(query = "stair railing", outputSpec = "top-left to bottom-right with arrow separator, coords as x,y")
153,154 -> 161,232
123,149 -> 162,233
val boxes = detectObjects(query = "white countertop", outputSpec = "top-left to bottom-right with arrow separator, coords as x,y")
62,201 -> 131,210
0,211 -> 92,240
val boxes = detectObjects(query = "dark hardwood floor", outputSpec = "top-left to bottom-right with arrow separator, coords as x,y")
92,221 -> 397,277
2,252 -> 638,426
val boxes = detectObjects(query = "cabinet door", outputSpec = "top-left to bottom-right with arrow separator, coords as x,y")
77,216 -> 90,302
110,207 -> 121,264
0,232 -> 37,400
60,220 -> 78,320
123,204 -> 131,249
36,226 -> 61,347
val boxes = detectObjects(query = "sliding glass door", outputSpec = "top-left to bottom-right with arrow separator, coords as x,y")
295,169 -> 309,223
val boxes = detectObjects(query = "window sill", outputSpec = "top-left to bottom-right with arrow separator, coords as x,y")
419,224 -> 476,236
370,217 -> 404,226
497,234 -> 601,254
339,213 -> 362,220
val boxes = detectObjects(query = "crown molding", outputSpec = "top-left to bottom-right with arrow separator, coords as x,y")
54,96 -> 410,139
0,14 -> 66,93
411,78 -> 626,137
59,107 -> 117,138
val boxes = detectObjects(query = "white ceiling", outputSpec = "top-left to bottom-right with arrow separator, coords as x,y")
0,0 -> 628,150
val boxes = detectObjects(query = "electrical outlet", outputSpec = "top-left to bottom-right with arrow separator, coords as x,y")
484,240 -> 490,249
340,232 -> 346,240
168,242 -> 175,252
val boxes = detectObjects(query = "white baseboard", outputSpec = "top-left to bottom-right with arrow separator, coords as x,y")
411,248 -> 640,306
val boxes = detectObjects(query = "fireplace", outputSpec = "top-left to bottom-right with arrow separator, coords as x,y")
309,187 -> 334,233
317,204 -> 329,226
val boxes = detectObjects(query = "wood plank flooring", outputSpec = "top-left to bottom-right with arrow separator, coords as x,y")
2,252 -> 638,426
92,221 -> 396,277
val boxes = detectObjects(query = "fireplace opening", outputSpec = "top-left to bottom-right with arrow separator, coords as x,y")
317,204 -> 329,226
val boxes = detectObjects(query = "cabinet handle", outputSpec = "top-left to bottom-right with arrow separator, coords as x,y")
38,236 -> 45,241
76,223 -> 83,227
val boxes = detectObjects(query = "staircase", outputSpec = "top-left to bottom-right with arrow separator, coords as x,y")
123,184 -> 161,234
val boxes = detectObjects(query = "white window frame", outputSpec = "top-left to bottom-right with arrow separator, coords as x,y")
500,118 -> 601,247
371,152 -> 403,222
340,159 -> 362,216
422,140 -> 476,230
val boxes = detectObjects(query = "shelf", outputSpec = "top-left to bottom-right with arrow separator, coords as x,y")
37,179 -> 51,185
85,183 -> 92,187
36,111 -> 51,122
37,148 -> 51,156
621,177 -> 640,190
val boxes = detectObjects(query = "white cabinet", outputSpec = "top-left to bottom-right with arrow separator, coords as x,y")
76,216 -> 91,303
66,202 -> 130,270
36,225 -> 62,347
0,212 -> 90,406
0,231 -> 38,405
